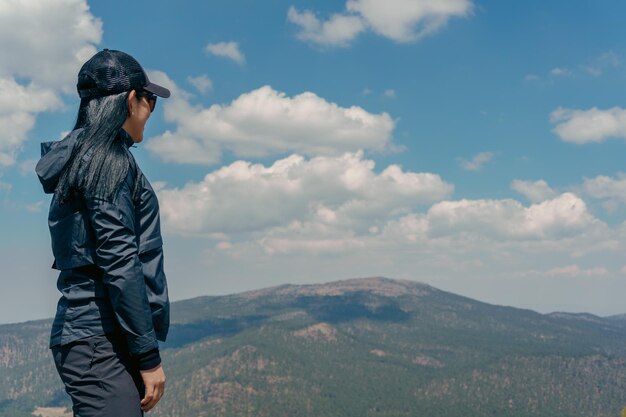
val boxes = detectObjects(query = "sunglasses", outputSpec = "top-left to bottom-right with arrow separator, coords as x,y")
136,90 -> 157,112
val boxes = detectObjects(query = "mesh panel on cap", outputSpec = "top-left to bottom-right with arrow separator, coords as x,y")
77,49 -> 148,98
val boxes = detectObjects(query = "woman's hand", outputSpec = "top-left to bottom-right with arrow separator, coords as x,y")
140,364 -> 166,412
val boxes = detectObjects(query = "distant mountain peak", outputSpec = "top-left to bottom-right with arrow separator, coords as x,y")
236,276 -> 435,300
4,276 -> 626,417
547,312 -> 603,323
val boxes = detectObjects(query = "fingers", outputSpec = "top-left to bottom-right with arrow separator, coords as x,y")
140,385 -> 154,407
140,366 -> 166,412
141,383 -> 164,412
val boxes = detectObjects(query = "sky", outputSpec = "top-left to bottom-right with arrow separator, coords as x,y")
2,0 -> 626,324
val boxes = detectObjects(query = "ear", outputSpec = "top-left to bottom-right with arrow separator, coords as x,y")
127,90 -> 137,115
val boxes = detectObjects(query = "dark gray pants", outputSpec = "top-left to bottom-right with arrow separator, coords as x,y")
52,333 -> 144,417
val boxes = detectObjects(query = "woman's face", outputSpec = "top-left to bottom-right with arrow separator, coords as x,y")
122,90 -> 153,143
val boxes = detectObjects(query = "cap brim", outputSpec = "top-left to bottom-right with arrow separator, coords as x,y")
143,82 -> 170,98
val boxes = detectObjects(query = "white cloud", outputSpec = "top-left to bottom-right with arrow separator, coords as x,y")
146,75 -> 395,165
548,265 -> 608,277
156,181 -> 621,317
18,159 -> 37,176
0,0 -> 101,166
0,76 -> 61,115
187,74 -> 213,94
205,41 -> 245,65
582,173 -> 626,211
0,0 -> 101,92
258,227 -> 368,255
0,79 -> 62,166
582,51 -> 621,77
540,52 -> 622,81
157,150 -> 607,260
157,175 -> 624,315
288,0 -> 473,47
550,67 -> 570,76
458,151 -> 493,171
511,179 -> 557,203
423,193 -> 597,241
157,151 -> 453,239
525,74 -> 540,81
287,7 -> 366,47
347,0 -> 473,42
550,107 -> 626,144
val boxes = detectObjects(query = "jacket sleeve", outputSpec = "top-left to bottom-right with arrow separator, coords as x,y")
85,174 -> 158,356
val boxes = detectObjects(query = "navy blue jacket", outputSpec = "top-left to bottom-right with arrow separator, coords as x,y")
36,129 -> 169,367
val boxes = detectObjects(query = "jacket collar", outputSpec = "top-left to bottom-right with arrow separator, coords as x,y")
119,129 -> 135,148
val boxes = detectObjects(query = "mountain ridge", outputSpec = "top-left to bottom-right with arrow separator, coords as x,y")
1,276 -> 625,417
2,276 -> 620,327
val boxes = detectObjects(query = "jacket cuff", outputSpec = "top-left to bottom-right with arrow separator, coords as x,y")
126,330 -> 158,355
136,348 -> 161,371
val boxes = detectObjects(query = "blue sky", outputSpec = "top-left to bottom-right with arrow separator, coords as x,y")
2,0 -> 626,324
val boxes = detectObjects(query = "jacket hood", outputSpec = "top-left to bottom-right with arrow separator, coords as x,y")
35,129 -> 83,194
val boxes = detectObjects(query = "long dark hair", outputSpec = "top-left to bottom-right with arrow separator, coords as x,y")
55,92 -> 132,202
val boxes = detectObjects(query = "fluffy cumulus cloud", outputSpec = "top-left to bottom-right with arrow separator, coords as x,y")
0,0 -> 101,91
347,0 -> 473,41
423,193 -> 597,241
288,0 -> 473,47
550,107 -> 626,144
157,151 -> 453,239
205,41 -> 245,65
157,146 -> 608,261
341,192 -> 601,252
0,79 -> 61,166
287,7 -> 366,47
146,74 -> 395,164
582,173 -> 626,213
0,0 -> 101,165
511,179 -> 557,203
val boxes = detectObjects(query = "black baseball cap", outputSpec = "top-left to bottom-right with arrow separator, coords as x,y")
76,49 -> 170,99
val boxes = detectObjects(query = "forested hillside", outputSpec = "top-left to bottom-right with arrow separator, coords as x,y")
1,277 -> 625,417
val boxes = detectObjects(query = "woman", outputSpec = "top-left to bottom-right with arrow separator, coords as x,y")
36,49 -> 171,416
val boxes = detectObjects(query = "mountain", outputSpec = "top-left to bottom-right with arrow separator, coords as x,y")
607,313 -> 626,323
1,277 -> 625,417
